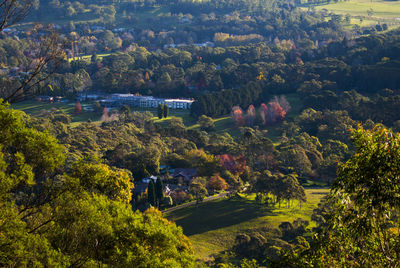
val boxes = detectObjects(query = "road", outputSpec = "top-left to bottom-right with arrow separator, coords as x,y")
162,192 -> 229,214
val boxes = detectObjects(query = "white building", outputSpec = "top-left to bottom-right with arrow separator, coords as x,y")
107,94 -> 194,109
165,99 -> 193,109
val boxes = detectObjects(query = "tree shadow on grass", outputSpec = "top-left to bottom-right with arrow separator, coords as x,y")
166,197 -> 277,236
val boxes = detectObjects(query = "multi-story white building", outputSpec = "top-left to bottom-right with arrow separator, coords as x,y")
165,99 -> 193,109
106,94 -> 194,109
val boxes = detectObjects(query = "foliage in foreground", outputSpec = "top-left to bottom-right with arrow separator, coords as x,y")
280,125 -> 400,266
0,101 -> 195,267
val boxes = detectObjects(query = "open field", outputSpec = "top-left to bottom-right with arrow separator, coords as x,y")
302,0 -> 400,27
165,188 -> 329,260
10,100 -> 102,125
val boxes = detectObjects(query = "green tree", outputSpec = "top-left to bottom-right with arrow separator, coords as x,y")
0,102 -> 196,266
285,125 -> 400,266
163,103 -> 169,118
157,103 -> 164,119
155,177 -> 164,207
69,160 -> 134,203
197,115 -> 215,131
190,180 -> 208,204
147,179 -> 156,206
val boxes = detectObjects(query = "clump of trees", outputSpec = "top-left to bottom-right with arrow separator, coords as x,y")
279,125 -> 400,266
157,103 -> 169,119
231,96 -> 291,127
0,101 -> 196,266
250,171 -> 306,208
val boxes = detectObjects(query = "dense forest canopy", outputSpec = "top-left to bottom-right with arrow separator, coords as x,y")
1,0 -> 400,265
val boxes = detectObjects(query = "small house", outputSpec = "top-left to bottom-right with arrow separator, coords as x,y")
171,168 -> 198,182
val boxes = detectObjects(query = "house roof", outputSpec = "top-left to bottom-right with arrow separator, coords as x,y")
171,168 -> 197,181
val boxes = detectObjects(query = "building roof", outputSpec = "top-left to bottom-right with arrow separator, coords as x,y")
171,168 -> 198,181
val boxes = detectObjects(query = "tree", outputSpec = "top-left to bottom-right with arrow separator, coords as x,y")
190,180 -> 208,204
367,8 -> 374,17
0,0 -> 33,31
69,160 -> 134,203
163,103 -> 169,118
285,125 -> 400,266
147,179 -> 156,206
74,101 -> 82,114
197,115 -> 214,131
155,177 -> 164,207
207,174 -> 228,193
1,26 -> 65,103
74,69 -> 92,92
157,103 -> 164,119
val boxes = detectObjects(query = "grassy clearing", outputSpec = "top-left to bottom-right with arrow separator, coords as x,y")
302,0 -> 400,27
165,188 -> 329,260
11,100 -> 101,125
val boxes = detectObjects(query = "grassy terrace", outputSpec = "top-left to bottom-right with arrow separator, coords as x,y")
165,188 -> 329,260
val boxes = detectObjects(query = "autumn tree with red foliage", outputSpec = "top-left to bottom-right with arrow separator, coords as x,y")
170,190 -> 189,204
207,175 -> 228,193
218,154 -> 247,175
74,101 -> 82,114
246,104 -> 256,126
231,106 -> 245,126
267,102 -> 286,123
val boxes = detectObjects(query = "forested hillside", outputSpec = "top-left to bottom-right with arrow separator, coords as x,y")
1,0 -> 400,266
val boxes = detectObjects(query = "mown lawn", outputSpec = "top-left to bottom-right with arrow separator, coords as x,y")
164,188 -> 329,260
301,0 -> 400,27
10,100 -> 101,125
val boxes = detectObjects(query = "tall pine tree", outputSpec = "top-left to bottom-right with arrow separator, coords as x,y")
155,178 -> 164,207
163,104 -> 169,118
147,179 -> 156,206
157,104 -> 164,119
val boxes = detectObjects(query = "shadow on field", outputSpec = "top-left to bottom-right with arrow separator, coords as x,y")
167,197 -> 275,236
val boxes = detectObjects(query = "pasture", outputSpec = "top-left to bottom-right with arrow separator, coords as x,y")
304,0 -> 400,28
165,188 -> 329,260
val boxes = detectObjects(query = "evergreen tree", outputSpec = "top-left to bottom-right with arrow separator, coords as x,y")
157,104 -> 164,119
155,178 -> 164,207
163,104 -> 169,118
147,179 -> 156,206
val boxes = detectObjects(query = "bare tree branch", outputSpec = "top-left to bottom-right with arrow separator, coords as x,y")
0,0 -> 66,103
0,0 -> 33,31
1,26 -> 66,103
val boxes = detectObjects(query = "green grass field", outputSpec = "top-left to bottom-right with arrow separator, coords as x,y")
303,0 -> 400,27
10,100 -> 101,125
165,188 -> 329,260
